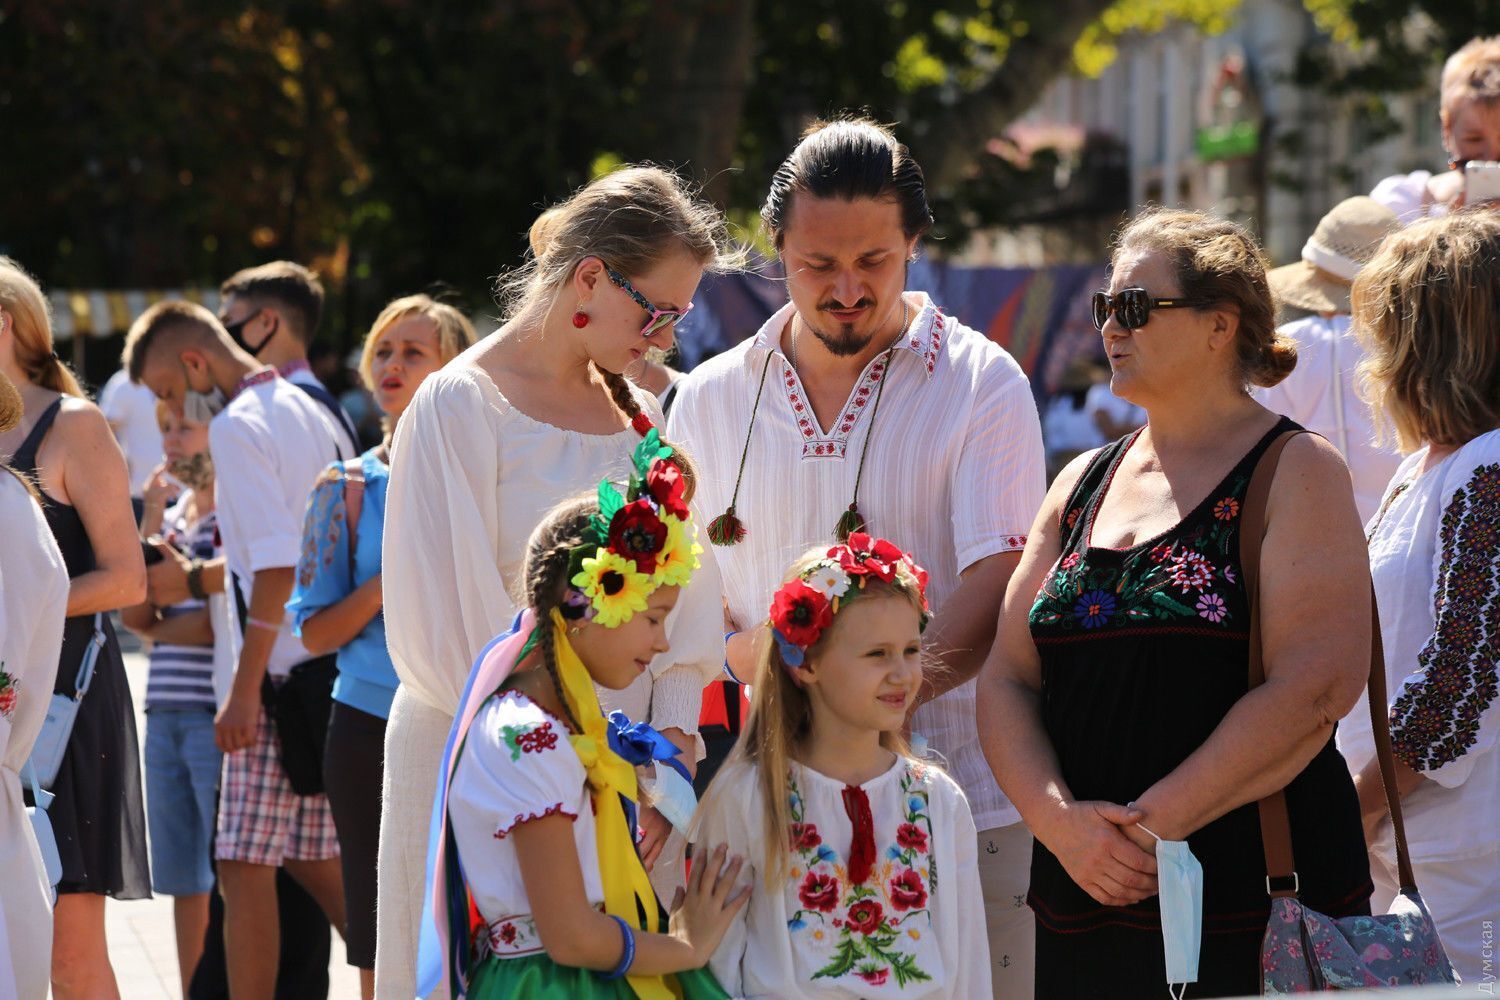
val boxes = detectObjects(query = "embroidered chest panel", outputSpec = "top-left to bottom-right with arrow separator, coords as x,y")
781,311 -> 944,461
783,765 -> 941,990
1030,474 -> 1252,642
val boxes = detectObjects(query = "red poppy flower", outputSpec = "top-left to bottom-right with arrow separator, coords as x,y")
832,532 -> 904,582
889,868 -> 928,911
895,822 -> 928,852
789,822 -> 822,851
845,899 -> 885,935
498,922 -> 517,945
770,580 -> 833,647
607,499 -> 668,575
646,460 -> 690,520
798,871 -> 840,912
857,968 -> 890,986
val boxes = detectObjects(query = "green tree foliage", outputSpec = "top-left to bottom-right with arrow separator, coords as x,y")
0,0 -> 1267,340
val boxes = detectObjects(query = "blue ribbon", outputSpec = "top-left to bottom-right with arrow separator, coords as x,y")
607,711 -> 693,842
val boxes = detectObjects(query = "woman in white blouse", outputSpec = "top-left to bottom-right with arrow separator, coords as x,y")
1341,211 -> 1500,984
0,371 -> 71,1000
377,165 -> 741,996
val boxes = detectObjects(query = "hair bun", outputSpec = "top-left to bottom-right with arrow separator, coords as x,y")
528,207 -> 563,259
1252,335 -> 1299,388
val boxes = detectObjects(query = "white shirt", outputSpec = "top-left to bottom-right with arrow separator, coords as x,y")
669,293 -> 1047,830
0,472 -> 69,1000
1257,315 -> 1402,523
382,366 -> 724,744
1042,395 -> 1102,456
97,368 -> 164,498
447,690 -> 601,959
1370,170 -> 1447,226
281,365 -> 358,459
209,373 -> 344,677
1337,428 -> 1500,865
698,757 -> 991,998
1083,382 -> 1144,437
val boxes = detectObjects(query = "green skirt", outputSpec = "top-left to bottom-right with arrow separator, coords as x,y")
466,952 -> 730,999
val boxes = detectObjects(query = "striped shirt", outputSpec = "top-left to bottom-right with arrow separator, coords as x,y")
668,292 -> 1047,830
145,496 -> 219,710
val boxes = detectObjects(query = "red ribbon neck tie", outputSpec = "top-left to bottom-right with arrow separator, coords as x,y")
841,784 -> 877,886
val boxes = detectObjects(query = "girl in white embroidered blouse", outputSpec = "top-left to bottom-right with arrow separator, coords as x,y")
433,440 -> 747,999
694,536 -> 992,998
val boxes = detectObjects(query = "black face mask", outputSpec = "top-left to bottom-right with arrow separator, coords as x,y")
223,311 -> 278,356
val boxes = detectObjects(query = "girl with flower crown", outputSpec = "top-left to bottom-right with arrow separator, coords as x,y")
693,534 -> 991,998
426,436 -> 746,999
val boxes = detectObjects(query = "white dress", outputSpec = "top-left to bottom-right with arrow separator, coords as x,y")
697,756 -> 992,999
447,690 -> 603,957
0,472 -> 69,1000
1337,428 -> 1500,983
377,365 -> 725,997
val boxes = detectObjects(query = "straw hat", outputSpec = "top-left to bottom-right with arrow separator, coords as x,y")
1268,196 -> 1400,313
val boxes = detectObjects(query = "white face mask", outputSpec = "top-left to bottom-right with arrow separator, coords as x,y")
181,362 -> 226,424
1139,822 -> 1203,998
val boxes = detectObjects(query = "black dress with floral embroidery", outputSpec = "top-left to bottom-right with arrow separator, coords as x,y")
1026,418 -> 1371,998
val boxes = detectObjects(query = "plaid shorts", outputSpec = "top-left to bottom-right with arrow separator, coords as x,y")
215,701 -> 340,866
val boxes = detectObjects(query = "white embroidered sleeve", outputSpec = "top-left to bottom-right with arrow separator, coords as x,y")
698,765 -> 755,997
934,774 -> 993,998
449,697 -> 584,841
1389,457 -> 1500,787
952,367 -> 1046,571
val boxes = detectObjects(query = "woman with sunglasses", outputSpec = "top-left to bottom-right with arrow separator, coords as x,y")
978,208 -> 1374,997
376,166 -> 741,998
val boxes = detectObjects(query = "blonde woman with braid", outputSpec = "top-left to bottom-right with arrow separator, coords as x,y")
380,166 -> 740,996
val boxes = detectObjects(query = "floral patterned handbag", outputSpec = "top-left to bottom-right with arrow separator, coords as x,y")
1241,430 -> 1459,992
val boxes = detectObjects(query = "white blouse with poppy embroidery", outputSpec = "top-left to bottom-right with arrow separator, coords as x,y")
447,689 -> 602,959
698,756 -> 991,998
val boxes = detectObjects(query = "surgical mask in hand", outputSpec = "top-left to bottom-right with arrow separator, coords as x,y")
167,450 -> 216,491
1140,822 -> 1203,998
183,386 -> 226,424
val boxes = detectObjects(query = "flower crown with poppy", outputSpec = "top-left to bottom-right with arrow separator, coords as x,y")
562,429 -> 702,629
767,533 -> 930,668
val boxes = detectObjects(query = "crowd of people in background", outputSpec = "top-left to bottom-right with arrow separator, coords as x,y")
1,31 -> 1498,1000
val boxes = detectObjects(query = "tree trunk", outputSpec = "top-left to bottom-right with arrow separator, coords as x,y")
917,0 -> 1119,190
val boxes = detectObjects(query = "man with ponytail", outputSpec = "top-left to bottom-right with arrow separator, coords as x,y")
667,116 -> 1047,998
380,165 -> 742,997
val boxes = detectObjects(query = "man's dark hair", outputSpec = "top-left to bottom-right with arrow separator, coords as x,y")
761,117 -> 934,250
220,260 -> 325,343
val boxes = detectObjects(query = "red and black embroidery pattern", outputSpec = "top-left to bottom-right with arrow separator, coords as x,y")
1390,464 -> 1500,771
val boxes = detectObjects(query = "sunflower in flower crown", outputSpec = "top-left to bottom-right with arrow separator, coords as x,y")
565,429 -> 702,629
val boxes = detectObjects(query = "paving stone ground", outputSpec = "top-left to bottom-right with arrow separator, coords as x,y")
107,644 -> 359,999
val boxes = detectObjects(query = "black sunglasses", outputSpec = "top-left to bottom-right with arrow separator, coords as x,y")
1091,287 -> 1202,331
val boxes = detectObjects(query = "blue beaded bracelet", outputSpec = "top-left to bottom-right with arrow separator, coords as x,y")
723,630 -> 742,684
601,914 -> 636,980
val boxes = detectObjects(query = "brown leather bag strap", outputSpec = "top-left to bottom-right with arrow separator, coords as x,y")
1241,428 -> 1421,899
342,459 -> 366,578
1239,429 -> 1305,898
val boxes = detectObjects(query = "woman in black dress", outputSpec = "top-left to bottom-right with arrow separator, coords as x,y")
977,210 -> 1373,998
0,256 -> 148,999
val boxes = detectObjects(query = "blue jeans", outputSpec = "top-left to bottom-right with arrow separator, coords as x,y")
144,706 -> 221,895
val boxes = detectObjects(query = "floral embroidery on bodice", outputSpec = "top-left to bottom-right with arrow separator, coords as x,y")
781,309 -> 946,460
784,764 -> 939,989
1030,428 -> 1263,643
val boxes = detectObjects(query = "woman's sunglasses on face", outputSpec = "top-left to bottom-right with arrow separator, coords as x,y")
1091,287 -> 1201,331
605,265 -> 693,338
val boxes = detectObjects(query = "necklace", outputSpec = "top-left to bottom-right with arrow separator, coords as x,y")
709,300 -> 909,547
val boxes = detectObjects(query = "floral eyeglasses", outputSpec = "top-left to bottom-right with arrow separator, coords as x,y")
605,265 -> 693,337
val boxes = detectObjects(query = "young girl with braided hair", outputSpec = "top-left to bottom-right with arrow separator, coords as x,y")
427,433 -> 746,999
694,535 -> 991,998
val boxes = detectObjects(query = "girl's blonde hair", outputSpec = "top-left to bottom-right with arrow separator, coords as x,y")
1352,211 -> 1500,453
0,256 -> 84,397
697,548 -> 932,883
498,165 -> 743,426
1441,36 -> 1500,122
357,294 -> 477,393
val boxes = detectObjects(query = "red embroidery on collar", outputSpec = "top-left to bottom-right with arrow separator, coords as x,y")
277,358 -> 311,379
233,368 -> 277,398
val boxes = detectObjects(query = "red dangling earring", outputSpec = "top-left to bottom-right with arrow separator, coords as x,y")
572,309 -> 589,329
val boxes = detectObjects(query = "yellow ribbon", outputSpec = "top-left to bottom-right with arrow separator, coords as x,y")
550,610 -> 681,1000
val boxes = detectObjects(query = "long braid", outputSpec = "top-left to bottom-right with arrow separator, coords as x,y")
596,364 -> 643,422
534,619 -> 584,737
